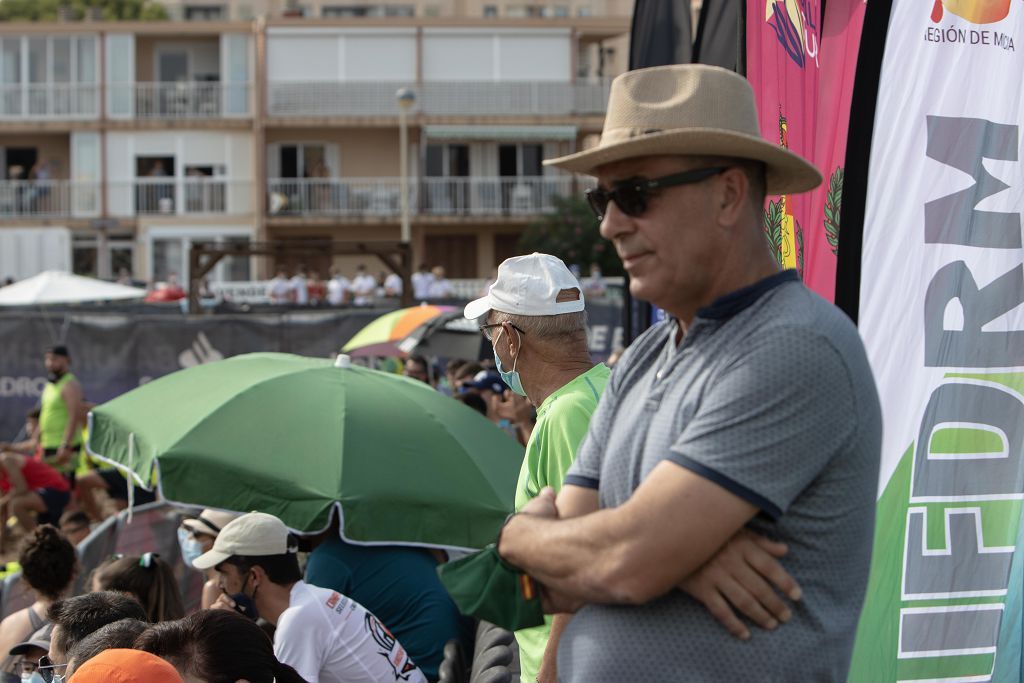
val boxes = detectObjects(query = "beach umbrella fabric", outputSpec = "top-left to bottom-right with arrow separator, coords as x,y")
86,353 -> 523,552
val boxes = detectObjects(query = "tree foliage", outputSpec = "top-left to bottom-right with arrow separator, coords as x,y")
518,195 -> 624,276
0,0 -> 169,22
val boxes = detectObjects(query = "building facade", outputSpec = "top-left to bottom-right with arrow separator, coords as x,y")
0,2 -> 629,283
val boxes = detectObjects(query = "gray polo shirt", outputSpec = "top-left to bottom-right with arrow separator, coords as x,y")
559,270 -> 881,682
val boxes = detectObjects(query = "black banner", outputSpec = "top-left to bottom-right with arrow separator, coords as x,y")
0,302 -> 622,440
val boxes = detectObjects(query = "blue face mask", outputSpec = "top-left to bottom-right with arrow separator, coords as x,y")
493,328 -> 526,397
177,527 -> 205,570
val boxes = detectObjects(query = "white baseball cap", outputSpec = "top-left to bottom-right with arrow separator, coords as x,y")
464,253 -> 585,321
192,512 -> 297,569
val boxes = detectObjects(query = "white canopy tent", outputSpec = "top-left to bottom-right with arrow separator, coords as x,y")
0,271 -> 146,306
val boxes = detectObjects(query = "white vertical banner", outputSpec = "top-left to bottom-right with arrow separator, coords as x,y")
848,0 -> 1024,680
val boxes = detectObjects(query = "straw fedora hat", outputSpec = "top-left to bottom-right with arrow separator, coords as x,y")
545,64 -> 822,195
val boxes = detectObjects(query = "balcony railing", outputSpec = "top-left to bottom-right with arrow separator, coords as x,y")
0,180 -> 100,218
0,84 -> 100,119
266,80 -> 611,117
267,176 -> 574,217
109,178 -> 252,217
108,82 -> 251,119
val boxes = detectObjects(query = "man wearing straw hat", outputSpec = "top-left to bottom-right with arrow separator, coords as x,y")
496,64 -> 882,681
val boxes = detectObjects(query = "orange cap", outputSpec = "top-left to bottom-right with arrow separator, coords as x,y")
70,649 -> 182,683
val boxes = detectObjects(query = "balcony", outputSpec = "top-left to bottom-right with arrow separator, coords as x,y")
266,176 -> 574,218
109,177 -> 252,217
266,80 -> 611,117
0,84 -> 100,120
108,82 -> 252,119
0,180 -> 99,218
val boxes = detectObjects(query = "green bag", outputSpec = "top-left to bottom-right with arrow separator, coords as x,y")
437,544 -> 545,631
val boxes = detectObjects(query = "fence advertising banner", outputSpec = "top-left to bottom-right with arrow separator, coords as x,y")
846,0 -> 1024,679
0,302 -> 624,442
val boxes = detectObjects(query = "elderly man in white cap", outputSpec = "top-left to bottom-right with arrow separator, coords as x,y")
469,252 -> 804,683
177,508 -> 240,608
200,512 -> 427,683
495,65 -> 882,682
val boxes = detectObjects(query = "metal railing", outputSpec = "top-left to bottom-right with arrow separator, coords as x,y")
0,83 -> 100,119
267,176 -> 573,217
109,82 -> 251,118
266,80 -> 611,117
420,176 -> 572,216
109,178 -> 252,216
267,177 -> 406,216
0,180 -> 100,218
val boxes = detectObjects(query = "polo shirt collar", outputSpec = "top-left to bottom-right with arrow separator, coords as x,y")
695,269 -> 800,321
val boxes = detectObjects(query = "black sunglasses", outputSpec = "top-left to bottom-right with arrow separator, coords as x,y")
585,166 -> 731,220
37,656 -> 67,683
479,322 -> 526,342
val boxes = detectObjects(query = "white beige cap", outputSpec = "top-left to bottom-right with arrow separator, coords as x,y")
182,509 -> 239,538
192,512 -> 297,569
464,253 -> 585,321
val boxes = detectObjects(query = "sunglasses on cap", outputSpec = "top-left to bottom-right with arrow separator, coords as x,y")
584,166 -> 731,220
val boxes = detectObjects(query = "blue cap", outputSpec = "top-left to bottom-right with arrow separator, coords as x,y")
462,370 -> 507,394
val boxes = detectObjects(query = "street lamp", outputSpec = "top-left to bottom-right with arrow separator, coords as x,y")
396,87 -> 416,246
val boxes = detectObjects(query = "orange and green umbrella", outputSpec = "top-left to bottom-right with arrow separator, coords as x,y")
342,305 -> 455,357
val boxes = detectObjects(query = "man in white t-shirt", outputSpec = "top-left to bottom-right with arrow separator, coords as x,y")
410,263 -> 434,301
197,512 -> 427,683
290,266 -> 309,305
383,272 -> 403,297
426,266 -> 453,299
267,267 -> 291,304
327,267 -> 350,306
350,264 -> 377,306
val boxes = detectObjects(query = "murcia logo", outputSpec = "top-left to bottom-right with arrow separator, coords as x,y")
931,0 -> 1012,24
365,614 -> 419,681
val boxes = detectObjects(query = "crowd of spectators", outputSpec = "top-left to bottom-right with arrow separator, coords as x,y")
266,262 -> 455,307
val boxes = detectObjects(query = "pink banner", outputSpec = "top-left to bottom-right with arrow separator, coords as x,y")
747,0 -> 867,301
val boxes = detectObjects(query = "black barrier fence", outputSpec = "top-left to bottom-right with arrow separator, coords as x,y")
0,302 -> 623,440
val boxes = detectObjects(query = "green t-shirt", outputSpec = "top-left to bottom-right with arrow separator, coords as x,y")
514,363 -> 609,683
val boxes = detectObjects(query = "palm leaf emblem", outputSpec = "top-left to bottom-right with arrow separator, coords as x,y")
824,166 -> 843,256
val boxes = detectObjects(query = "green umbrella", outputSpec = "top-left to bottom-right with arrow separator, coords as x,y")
86,353 -> 523,552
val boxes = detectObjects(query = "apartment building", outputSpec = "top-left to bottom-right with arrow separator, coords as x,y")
0,3 -> 629,283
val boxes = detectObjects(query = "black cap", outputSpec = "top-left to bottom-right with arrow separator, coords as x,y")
47,345 -> 70,358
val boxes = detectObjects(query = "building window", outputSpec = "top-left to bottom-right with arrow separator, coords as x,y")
322,4 -> 413,16
552,5 -> 570,17
73,235 -> 135,279
151,232 -> 251,284
505,5 -> 545,18
483,4 -> 498,16
184,5 -> 226,20
423,4 -> 440,16
577,5 -> 592,16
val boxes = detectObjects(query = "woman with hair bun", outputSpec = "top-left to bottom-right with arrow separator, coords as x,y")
135,608 -> 305,683
91,553 -> 184,623
0,525 -> 76,682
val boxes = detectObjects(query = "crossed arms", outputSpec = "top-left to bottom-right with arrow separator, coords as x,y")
499,460 -> 801,635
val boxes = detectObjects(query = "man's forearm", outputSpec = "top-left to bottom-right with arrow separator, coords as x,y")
500,509 -> 638,604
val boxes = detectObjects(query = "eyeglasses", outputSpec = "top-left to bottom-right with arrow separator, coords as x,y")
38,656 -> 67,683
584,166 -> 731,220
479,322 -> 526,342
